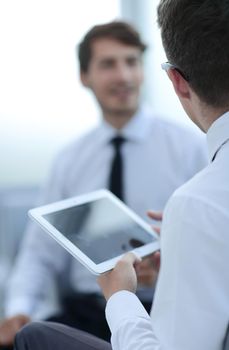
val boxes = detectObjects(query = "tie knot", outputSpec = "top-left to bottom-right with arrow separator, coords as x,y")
110,136 -> 125,149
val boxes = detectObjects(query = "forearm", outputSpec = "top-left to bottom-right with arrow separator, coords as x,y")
106,291 -> 162,350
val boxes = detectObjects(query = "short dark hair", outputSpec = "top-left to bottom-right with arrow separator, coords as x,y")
78,21 -> 147,73
158,0 -> 229,109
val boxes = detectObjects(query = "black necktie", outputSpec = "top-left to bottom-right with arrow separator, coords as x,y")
109,136 -> 125,201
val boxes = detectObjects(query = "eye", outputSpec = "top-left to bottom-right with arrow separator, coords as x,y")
126,57 -> 140,67
99,59 -> 115,69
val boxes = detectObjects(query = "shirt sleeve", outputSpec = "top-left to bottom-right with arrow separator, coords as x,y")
106,291 -> 162,350
105,192 -> 229,350
4,153 -> 70,318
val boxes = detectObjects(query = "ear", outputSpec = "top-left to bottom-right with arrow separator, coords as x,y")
167,68 -> 191,100
80,71 -> 90,88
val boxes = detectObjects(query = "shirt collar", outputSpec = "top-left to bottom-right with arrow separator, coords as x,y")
207,111 -> 229,161
100,105 -> 154,144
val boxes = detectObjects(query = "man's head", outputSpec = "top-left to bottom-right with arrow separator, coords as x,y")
78,21 -> 147,127
158,0 -> 229,129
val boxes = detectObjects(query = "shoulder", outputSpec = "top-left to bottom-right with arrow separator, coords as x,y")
169,166 -> 209,201
143,108 -> 206,144
162,165 -> 229,257
39,125 -> 102,194
152,115 -> 205,143
166,162 -> 225,217
53,125 -> 101,166
146,113 -> 208,165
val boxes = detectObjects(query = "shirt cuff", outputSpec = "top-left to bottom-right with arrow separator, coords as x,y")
4,298 -> 34,318
105,290 -> 151,333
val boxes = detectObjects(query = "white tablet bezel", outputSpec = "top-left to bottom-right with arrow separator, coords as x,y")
28,189 -> 160,275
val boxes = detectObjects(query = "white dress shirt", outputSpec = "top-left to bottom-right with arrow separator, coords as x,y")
105,111 -> 229,350
5,106 -> 208,318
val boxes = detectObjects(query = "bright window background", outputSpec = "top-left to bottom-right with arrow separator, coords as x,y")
0,0 -> 121,187
121,0 -> 195,127
0,0 -> 199,188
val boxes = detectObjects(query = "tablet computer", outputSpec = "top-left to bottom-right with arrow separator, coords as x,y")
28,189 -> 160,275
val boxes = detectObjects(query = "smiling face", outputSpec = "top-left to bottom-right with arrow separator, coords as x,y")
81,38 -> 144,127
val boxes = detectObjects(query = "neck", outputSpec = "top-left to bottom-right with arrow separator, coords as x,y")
199,105 -> 229,132
187,92 -> 229,132
103,109 -> 137,130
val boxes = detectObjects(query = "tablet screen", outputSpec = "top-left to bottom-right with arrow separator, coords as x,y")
43,197 -> 156,264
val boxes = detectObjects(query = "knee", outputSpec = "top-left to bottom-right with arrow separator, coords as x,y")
17,321 -> 44,337
15,322 -> 47,349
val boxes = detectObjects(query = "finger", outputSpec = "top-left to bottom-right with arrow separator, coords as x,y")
151,251 -> 161,270
152,225 -> 161,235
142,252 -> 160,269
121,252 -> 142,265
147,210 -> 163,221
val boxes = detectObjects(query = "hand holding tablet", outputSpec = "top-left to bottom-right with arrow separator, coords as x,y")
29,189 -> 160,275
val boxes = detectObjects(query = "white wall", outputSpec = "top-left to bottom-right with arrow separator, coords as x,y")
0,0 -> 121,187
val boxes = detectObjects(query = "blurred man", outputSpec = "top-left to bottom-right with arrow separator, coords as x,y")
0,20 -> 208,349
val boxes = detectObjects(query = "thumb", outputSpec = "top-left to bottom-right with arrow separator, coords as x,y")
121,252 -> 142,266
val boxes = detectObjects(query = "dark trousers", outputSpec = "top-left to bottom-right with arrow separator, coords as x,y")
1,294 -> 152,350
47,293 -> 152,342
14,322 -> 112,350
47,293 -> 111,341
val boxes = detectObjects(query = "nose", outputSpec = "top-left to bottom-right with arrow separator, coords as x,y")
115,62 -> 131,82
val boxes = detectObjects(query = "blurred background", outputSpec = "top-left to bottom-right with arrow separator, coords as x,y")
0,0 -> 198,316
